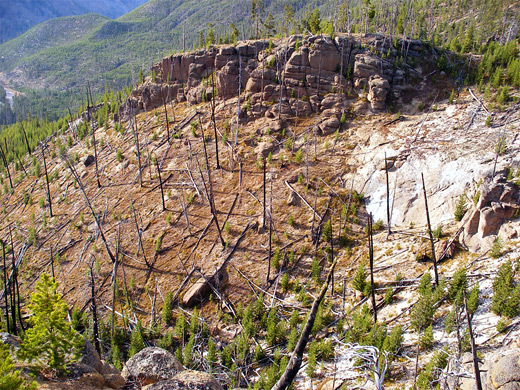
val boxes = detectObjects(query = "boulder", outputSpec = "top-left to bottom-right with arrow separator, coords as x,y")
254,142 -> 276,158
308,39 -> 340,72
144,370 -> 223,390
287,190 -> 299,206
84,155 -> 95,167
317,117 -> 340,136
484,350 -> 520,390
367,75 -> 390,111
217,61 -> 239,98
460,173 -> 520,251
79,339 -> 103,374
121,347 -> 184,386
0,332 -> 22,349
78,372 -> 105,389
435,240 -> 456,261
104,373 -> 126,390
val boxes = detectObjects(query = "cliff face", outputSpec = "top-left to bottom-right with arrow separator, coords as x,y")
121,34 -> 431,120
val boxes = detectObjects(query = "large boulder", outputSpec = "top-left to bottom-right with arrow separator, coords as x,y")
367,75 -> 390,111
121,347 -> 184,386
460,173 -> 520,252
144,370 -> 223,390
79,339 -> 103,374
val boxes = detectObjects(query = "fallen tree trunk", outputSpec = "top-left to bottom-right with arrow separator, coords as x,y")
272,257 -> 338,390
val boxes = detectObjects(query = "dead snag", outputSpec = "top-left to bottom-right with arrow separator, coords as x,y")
200,123 -> 225,248
133,109 -> 143,187
385,152 -> 391,237
421,173 -> 439,286
162,91 -> 171,143
65,160 -> 117,264
465,292 -> 483,390
1,240 -> 10,333
272,257 -> 338,390
40,142 -> 53,217
263,157 -> 267,230
91,121 -> 101,188
368,213 -> 377,324
89,263 -> 101,355
156,156 -> 166,211
131,201 -> 149,267
211,71 -> 220,169
0,142 -> 12,188
20,123 -> 32,155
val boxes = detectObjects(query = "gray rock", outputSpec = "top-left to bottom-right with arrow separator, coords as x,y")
79,339 -> 103,374
121,347 -> 184,387
0,332 -> 22,349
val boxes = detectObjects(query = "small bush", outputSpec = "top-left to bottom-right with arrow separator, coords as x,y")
491,260 -> 520,317
490,237 -> 503,259
454,194 -> 467,221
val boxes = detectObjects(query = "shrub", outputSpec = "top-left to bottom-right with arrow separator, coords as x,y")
420,325 -> 434,350
128,323 -> 145,357
18,274 -> 83,375
490,237 -> 503,258
447,268 -> 467,303
491,260 -> 520,317
0,342 -> 37,389
161,292 -> 173,324
454,194 -> 467,221
352,263 -> 367,294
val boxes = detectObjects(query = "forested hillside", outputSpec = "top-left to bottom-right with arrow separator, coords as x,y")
0,0 -> 148,44
0,0 -> 518,126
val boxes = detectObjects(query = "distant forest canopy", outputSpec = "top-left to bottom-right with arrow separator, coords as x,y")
0,0 -> 518,128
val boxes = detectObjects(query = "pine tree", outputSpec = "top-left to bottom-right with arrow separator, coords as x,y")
491,260 -> 520,318
161,292 -> 173,324
128,322 -> 145,358
0,342 -> 37,390
18,273 -> 83,375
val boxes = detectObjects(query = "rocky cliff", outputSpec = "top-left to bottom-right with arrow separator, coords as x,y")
121,34 -> 429,121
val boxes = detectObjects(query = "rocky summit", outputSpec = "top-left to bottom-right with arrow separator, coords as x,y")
0,27 -> 520,390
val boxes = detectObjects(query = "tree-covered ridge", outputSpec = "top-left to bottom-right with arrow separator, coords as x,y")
0,0 -> 518,125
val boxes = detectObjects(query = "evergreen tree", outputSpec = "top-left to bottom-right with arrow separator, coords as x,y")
491,260 -> 520,318
0,342 -> 37,390
18,273 -> 83,375
161,292 -> 173,324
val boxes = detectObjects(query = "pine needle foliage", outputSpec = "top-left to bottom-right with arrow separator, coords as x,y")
0,342 -> 37,390
18,273 -> 83,375
491,260 -> 520,318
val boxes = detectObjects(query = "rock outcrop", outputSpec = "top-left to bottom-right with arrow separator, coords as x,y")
460,172 -> 520,252
121,347 -> 184,386
120,34 -> 426,120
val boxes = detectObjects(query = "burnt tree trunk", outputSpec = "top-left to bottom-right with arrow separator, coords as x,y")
0,143 -> 13,189
422,173 -> 439,286
368,213 -> 377,324
2,241 -> 10,333
90,266 -> 101,355
41,143 -> 53,217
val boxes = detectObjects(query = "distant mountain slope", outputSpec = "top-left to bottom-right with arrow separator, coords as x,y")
0,0 -> 517,124
0,0 -> 148,44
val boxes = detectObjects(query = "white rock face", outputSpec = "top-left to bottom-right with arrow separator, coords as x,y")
346,101 -> 520,229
